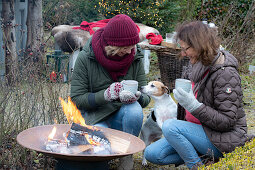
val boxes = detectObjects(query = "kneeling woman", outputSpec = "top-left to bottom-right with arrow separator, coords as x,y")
70,14 -> 150,169
144,21 -> 251,169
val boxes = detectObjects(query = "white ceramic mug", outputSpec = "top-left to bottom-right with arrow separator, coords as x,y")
175,79 -> 191,93
122,80 -> 138,94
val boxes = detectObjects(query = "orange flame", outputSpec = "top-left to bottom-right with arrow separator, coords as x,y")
48,126 -> 57,140
59,97 -> 96,130
84,134 -> 101,146
59,97 -> 86,126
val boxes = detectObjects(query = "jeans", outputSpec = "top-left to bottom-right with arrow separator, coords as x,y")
144,119 -> 223,169
94,101 -> 143,137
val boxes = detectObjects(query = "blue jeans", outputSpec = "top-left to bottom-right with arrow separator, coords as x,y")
94,101 -> 143,137
144,119 -> 223,169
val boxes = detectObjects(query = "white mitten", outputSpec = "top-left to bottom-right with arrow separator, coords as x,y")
119,90 -> 141,104
173,88 -> 202,113
104,82 -> 123,101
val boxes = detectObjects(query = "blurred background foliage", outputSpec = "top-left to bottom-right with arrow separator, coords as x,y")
196,0 -> 254,41
42,0 -> 254,33
43,0 -> 197,33
43,0 -> 255,65
42,0 -> 254,29
95,0 -> 183,34
43,0 -> 181,33
196,0 -> 253,22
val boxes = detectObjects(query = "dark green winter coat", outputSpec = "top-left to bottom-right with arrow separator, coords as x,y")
71,38 -> 150,125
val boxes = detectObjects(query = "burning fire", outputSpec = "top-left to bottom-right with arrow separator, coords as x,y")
84,134 -> 101,146
48,126 -> 56,140
59,97 -> 97,130
46,96 -> 110,155
47,97 -> 103,148
59,97 -> 86,126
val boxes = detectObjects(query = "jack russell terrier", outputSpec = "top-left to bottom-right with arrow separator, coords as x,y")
140,81 -> 177,165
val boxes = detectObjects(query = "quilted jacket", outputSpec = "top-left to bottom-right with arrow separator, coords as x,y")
177,50 -> 249,153
70,38 -> 150,125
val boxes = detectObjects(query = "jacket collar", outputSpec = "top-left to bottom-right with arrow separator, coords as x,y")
210,50 -> 238,73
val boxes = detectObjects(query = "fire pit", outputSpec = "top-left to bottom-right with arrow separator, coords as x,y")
17,124 -> 145,161
17,97 -> 145,169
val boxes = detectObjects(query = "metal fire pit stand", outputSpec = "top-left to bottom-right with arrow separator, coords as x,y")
55,159 -> 109,170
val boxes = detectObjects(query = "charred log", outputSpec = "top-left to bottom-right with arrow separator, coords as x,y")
67,123 -> 110,146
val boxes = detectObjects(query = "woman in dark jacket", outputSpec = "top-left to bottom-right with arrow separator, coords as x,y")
70,14 -> 150,170
144,21 -> 250,169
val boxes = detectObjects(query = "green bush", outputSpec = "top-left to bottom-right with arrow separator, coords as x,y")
42,0 -> 203,35
197,0 -> 253,20
96,0 -> 184,35
43,0 -> 102,28
200,138 -> 255,169
196,0 -> 254,35
195,0 -> 255,64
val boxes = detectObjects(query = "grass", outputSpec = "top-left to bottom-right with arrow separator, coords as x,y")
199,138 -> 255,170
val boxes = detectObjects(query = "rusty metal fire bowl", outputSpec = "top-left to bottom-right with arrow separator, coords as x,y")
17,124 -> 145,161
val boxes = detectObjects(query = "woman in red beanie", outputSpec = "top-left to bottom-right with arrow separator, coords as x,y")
69,14 -> 151,170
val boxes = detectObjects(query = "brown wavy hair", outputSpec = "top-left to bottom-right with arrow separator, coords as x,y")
176,21 -> 221,66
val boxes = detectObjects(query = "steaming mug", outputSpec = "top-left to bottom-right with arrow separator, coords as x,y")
175,79 -> 191,93
122,80 -> 138,94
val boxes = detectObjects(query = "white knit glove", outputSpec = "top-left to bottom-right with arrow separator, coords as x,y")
119,90 -> 141,104
104,82 -> 123,102
173,88 -> 202,113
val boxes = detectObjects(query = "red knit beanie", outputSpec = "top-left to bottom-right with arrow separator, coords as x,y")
103,14 -> 140,47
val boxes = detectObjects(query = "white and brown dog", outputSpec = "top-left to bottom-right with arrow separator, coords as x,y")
140,81 -> 177,165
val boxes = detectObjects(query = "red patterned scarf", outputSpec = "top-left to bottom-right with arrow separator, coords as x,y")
92,28 -> 135,81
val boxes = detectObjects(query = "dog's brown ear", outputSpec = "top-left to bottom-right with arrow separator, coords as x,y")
163,86 -> 170,94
